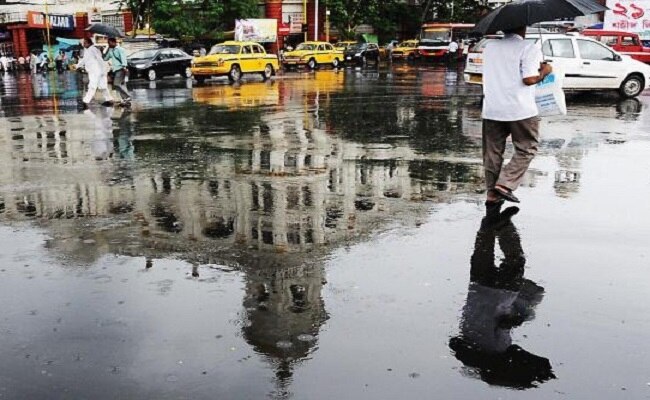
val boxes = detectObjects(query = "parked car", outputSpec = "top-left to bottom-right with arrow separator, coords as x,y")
282,41 -> 344,70
582,29 -> 650,64
464,33 -> 650,98
127,48 -> 193,81
191,41 -> 279,84
343,43 -> 380,66
334,41 -> 357,51
391,40 -> 419,61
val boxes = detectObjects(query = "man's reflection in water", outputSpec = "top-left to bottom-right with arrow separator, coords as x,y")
450,204 -> 555,388
85,107 -> 114,161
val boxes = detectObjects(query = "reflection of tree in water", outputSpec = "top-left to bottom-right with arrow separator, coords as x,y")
323,90 -> 476,155
241,260 -> 328,399
130,104 -> 263,138
408,159 -> 478,190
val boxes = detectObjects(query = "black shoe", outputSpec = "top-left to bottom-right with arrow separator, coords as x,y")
101,100 -> 114,107
78,101 -> 89,110
494,186 -> 520,203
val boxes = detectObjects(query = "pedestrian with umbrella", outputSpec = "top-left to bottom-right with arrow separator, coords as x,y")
76,37 -> 114,109
477,0 -> 607,205
103,37 -> 131,106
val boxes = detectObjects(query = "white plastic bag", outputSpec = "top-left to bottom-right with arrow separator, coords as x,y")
535,68 -> 567,117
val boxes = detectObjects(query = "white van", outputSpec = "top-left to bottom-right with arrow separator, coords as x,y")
464,33 -> 650,98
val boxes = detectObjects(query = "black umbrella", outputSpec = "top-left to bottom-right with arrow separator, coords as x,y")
474,0 -> 608,34
86,23 -> 124,38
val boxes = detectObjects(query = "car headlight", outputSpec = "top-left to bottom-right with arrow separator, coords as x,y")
355,53 -> 361,57
135,64 -> 147,69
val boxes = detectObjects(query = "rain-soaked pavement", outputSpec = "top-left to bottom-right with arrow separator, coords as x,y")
0,65 -> 649,399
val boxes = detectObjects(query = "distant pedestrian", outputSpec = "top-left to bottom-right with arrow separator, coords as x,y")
39,53 -> 50,72
447,40 -> 459,63
18,56 -> 25,71
0,54 -> 8,72
29,52 -> 37,74
76,37 -> 114,109
55,50 -> 66,73
481,26 -> 552,204
386,41 -> 395,62
103,37 -> 131,106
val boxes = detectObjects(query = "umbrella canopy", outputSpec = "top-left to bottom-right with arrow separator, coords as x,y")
474,0 -> 608,34
86,23 -> 124,38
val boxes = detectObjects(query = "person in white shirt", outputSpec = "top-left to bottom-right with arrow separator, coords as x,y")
76,37 -> 114,108
447,40 -> 459,62
482,26 -> 552,204
0,55 -> 8,72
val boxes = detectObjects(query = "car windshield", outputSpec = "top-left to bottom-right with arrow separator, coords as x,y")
129,49 -> 159,60
296,43 -> 316,51
399,42 -> 415,48
209,45 -> 241,55
348,43 -> 367,51
422,29 -> 451,42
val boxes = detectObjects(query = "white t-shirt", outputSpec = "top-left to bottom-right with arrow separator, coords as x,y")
448,41 -> 459,53
482,34 -> 543,121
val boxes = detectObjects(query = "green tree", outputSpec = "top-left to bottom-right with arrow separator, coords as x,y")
420,0 -> 487,23
118,0 -> 259,40
325,0 -> 422,40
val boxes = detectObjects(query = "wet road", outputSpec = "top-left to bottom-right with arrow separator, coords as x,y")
1,67 -> 650,399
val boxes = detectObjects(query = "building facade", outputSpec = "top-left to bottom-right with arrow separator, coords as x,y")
0,1 -> 132,57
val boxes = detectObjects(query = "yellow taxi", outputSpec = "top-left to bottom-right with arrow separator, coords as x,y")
191,41 -> 279,84
334,41 -> 357,51
282,41 -> 344,70
391,40 -> 419,61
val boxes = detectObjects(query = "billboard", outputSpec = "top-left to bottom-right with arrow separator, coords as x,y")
27,11 -> 75,31
604,0 -> 650,39
234,19 -> 277,43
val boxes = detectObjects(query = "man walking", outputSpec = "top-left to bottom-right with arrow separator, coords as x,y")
104,37 -> 131,106
482,26 -> 552,204
29,52 -> 38,74
76,37 -> 114,109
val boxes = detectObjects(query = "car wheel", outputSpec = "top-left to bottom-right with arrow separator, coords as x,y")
619,74 -> 644,98
261,64 -> 273,81
332,58 -> 340,68
228,64 -> 242,83
147,69 -> 157,81
308,58 -> 317,70
184,66 -> 192,78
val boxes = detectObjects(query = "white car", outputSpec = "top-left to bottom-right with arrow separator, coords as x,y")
464,33 -> 650,98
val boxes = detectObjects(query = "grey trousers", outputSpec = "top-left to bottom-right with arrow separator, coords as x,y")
482,116 -> 540,191
112,69 -> 130,101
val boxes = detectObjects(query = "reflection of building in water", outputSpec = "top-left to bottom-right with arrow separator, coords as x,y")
241,254 -> 327,398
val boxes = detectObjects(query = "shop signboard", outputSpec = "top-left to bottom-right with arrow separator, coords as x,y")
604,0 -> 650,39
27,11 -> 75,31
234,19 -> 277,43
88,8 -> 102,24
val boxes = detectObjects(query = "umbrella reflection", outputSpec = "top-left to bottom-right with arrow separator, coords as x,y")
450,205 -> 555,388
